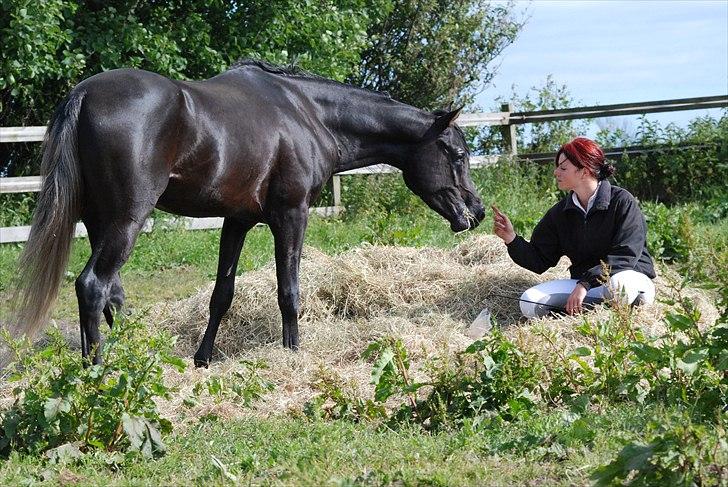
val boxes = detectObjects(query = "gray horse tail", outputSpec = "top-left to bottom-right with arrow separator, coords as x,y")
11,90 -> 85,341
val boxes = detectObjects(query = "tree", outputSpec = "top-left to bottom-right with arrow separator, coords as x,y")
351,0 -> 523,110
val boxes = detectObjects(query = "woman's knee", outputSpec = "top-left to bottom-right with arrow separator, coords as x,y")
520,280 -> 576,318
606,270 -> 655,305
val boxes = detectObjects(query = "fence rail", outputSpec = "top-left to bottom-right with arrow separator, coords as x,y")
2,94 -> 726,243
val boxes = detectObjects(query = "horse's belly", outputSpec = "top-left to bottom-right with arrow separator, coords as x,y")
156,180 -> 253,218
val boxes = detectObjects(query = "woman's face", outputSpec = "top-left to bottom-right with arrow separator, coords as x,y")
553,154 -> 584,191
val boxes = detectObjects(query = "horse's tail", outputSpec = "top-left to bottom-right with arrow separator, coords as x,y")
11,90 -> 86,341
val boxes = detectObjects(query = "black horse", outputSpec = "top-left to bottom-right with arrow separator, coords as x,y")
13,60 -> 485,366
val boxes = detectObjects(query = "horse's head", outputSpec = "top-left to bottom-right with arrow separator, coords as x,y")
402,109 -> 485,232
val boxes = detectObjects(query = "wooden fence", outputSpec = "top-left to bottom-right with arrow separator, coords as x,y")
1,94 -> 726,243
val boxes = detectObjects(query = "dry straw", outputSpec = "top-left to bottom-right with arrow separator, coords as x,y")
146,234 -> 718,423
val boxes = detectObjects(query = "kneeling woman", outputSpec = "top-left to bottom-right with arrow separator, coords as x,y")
492,137 -> 656,317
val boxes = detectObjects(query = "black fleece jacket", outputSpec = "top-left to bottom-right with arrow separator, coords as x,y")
506,180 -> 656,290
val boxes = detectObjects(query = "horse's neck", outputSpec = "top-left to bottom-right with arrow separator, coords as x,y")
319,90 -> 432,173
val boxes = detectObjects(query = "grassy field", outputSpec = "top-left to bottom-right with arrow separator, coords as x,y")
0,403 -> 662,486
0,163 -> 726,485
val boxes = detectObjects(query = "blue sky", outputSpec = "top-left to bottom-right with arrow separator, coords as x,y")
475,0 -> 728,135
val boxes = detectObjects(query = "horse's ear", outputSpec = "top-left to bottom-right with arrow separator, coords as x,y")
431,107 -> 463,134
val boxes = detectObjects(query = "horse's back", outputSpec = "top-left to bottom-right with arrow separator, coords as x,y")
71,66 -> 338,220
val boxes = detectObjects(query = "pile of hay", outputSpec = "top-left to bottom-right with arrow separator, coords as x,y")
150,234 -> 719,422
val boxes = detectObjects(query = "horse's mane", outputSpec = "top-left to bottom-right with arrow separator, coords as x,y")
229,58 -> 321,79
228,58 -> 393,101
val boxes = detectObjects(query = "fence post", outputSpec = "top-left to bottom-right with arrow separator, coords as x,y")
332,174 -> 341,214
500,103 -> 518,156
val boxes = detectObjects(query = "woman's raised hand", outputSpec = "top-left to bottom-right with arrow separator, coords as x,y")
491,204 -> 516,244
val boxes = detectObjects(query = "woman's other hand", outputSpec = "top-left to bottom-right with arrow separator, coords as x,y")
566,283 -> 587,315
491,204 -> 516,244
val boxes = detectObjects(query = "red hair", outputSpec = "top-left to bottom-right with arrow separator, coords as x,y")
555,137 -> 614,180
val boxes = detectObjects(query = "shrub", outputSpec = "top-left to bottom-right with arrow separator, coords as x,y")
610,114 -> 728,204
0,318 -> 185,460
305,332 -> 544,429
642,202 -> 695,262
0,193 -> 37,227
184,359 -> 274,408
592,411 -> 728,486
406,330 -> 542,429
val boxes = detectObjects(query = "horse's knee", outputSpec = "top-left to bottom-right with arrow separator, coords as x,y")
277,288 -> 299,320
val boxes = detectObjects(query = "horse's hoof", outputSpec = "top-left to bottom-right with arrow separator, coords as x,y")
193,357 -> 210,368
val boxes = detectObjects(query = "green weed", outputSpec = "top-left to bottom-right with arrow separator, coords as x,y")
0,317 -> 185,460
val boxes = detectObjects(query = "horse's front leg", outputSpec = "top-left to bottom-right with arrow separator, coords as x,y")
269,205 -> 309,350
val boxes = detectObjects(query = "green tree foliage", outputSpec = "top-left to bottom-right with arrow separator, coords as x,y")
0,0 -> 388,175
604,114 -> 728,204
1,0 -> 523,177
351,0 -> 522,110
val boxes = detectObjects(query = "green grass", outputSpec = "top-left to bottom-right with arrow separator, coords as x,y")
0,403 -> 658,486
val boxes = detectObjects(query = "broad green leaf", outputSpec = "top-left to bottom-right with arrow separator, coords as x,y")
676,348 -> 709,375
630,343 -> 663,363
571,346 -> 592,357
665,313 -> 694,332
569,419 -> 596,443
370,348 -> 395,386
145,422 -> 165,455
568,394 -> 591,413
122,413 -> 146,452
44,442 -> 83,464
465,340 -> 487,354
44,397 -> 70,422
362,341 -> 383,359
122,413 -> 165,459
717,350 -> 728,371
109,373 -> 129,397
682,348 -> 709,364
161,353 -> 186,372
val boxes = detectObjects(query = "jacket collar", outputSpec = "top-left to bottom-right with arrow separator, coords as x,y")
563,179 -> 612,213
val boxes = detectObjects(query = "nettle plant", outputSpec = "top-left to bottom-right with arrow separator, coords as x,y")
306,333 -> 543,428
183,359 -> 274,409
534,273 -> 728,485
0,318 -> 185,460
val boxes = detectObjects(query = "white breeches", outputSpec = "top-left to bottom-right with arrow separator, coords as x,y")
519,270 -> 656,318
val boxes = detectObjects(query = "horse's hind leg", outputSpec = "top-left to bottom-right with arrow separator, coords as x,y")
102,275 -> 125,329
85,218 -> 126,330
76,214 -> 150,364
194,218 -> 255,367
